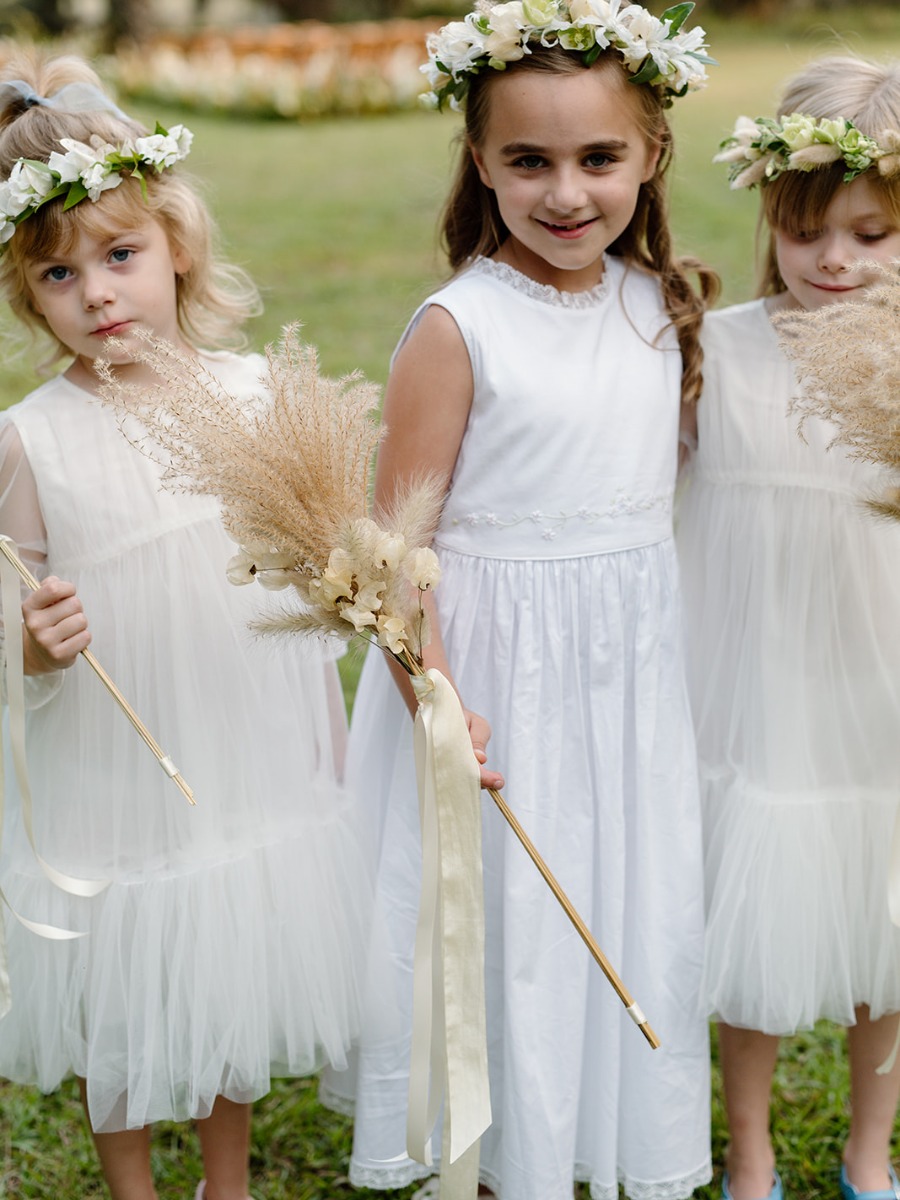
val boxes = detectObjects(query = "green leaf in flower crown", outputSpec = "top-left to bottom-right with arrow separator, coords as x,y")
62,181 -> 89,210
154,120 -> 169,136
660,2 -> 694,35
31,181 -> 68,212
131,165 -> 149,201
629,57 -> 662,86
582,42 -> 603,67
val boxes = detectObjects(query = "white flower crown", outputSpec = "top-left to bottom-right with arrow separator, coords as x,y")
0,122 -> 193,254
714,112 -> 900,189
421,0 -> 714,111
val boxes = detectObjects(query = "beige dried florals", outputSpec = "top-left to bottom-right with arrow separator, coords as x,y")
98,325 -> 444,664
774,262 -> 900,520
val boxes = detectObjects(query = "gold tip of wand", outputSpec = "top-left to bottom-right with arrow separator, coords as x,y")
640,1022 -> 661,1050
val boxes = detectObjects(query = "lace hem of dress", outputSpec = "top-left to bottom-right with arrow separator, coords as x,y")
349,1158 -> 712,1199
349,1160 -> 433,1190
470,255 -> 610,309
610,1161 -> 713,1200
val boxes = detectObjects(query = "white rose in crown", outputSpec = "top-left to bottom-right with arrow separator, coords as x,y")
484,2 -> 530,63
48,137 -> 115,183
134,130 -> 189,169
614,6 -> 668,72
6,160 -> 55,212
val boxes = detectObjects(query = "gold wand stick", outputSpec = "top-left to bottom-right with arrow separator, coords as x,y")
0,540 -> 195,806
399,650 -> 659,1050
487,785 -> 659,1049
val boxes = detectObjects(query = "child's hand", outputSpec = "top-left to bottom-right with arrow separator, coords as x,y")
22,576 -> 91,674
464,708 -> 505,791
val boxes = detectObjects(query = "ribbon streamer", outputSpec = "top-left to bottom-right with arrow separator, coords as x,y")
407,668 -> 491,1200
0,539 -> 105,1018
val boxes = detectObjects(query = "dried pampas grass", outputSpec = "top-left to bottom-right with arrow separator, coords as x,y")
98,325 -> 444,662
774,262 -> 900,518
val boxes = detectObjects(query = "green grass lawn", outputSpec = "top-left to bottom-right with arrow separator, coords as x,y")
2,7 -> 900,1198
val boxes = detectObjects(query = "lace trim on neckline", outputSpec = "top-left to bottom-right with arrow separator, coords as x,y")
469,255 -> 611,308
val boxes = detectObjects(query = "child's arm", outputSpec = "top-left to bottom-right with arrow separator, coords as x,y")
0,422 -> 91,677
376,304 -> 504,791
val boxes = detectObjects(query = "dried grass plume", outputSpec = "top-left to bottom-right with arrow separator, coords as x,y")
774,262 -> 900,521
98,325 -> 445,661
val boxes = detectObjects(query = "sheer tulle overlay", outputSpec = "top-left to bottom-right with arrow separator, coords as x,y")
0,354 -> 375,1131
677,300 -> 900,1034
339,259 -> 712,1200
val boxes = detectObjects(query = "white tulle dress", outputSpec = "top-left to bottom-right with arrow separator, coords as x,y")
335,257 -> 712,1200
677,299 -> 900,1034
0,351 -> 375,1133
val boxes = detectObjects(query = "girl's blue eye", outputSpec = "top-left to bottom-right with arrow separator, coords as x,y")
45,265 -> 70,282
513,155 -> 545,170
584,152 -> 611,169
110,247 -> 133,263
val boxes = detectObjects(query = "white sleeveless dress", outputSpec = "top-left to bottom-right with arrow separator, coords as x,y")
0,352 -> 375,1133
677,300 -> 900,1033
339,257 -> 712,1200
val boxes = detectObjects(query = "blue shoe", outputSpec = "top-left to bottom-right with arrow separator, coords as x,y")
722,1170 -> 784,1200
839,1165 -> 900,1200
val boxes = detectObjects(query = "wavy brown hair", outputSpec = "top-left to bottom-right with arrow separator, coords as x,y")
0,48 -> 261,367
442,44 -> 719,407
758,55 -> 900,297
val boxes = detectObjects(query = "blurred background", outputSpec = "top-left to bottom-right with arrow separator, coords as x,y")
0,0 -> 898,404
1,2 -> 900,1198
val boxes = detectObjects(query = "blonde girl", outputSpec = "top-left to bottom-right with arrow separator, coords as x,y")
333,4 -> 719,1198
678,55 -> 900,1200
0,50 -> 373,1200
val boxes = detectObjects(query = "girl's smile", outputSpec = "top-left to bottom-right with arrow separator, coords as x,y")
470,66 -> 660,292
771,175 -> 900,312
538,217 -> 600,239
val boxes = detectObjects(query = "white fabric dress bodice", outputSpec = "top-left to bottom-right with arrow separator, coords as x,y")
428,255 -> 681,559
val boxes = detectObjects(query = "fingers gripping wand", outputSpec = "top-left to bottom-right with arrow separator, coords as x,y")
0,539 -> 195,806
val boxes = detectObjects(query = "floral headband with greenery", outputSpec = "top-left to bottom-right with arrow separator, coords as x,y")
0,122 -> 193,254
421,0 -> 714,111
715,112 -> 900,189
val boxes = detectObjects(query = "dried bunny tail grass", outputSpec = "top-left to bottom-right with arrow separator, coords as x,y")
249,601 -> 351,641
97,324 -> 383,571
773,262 -> 900,469
375,473 -> 445,650
376,473 -> 446,552
867,490 -> 900,523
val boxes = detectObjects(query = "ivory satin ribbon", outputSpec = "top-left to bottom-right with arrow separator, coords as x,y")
407,668 -> 491,1200
0,538 -> 108,1019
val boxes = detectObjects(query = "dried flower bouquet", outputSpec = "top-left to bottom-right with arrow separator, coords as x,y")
775,262 -> 900,520
101,325 -> 444,671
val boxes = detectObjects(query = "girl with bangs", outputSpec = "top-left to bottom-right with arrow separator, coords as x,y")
0,50 -> 375,1200
677,55 -> 900,1200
